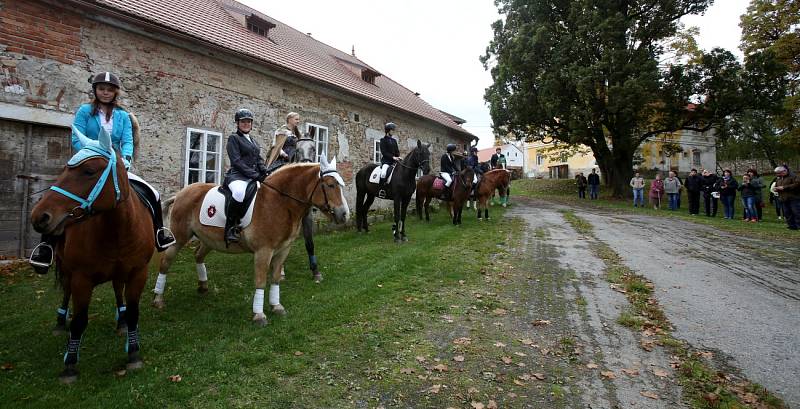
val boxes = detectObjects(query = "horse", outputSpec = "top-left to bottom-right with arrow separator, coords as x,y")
152,156 -> 349,326
474,169 -> 511,220
290,137 -> 325,282
30,127 -> 154,383
415,167 -> 475,225
354,140 -> 431,242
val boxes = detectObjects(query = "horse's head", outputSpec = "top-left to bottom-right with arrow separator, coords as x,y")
409,140 -> 431,175
31,127 -> 127,235
314,156 -> 350,224
460,167 -> 475,190
295,137 -> 316,163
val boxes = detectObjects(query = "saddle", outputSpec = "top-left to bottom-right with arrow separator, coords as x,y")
219,180 -> 259,223
198,181 -> 259,229
434,174 -> 454,201
130,179 -> 158,218
369,164 -> 396,199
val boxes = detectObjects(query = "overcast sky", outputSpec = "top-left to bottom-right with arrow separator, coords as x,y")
238,0 -> 750,148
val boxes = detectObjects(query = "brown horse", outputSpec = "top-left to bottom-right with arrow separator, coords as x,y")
30,128 -> 154,383
415,167 -> 475,225
152,157 -> 349,325
474,169 -> 511,220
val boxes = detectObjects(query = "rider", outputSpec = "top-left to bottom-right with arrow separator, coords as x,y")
29,72 -> 175,273
466,146 -> 482,196
223,108 -> 268,245
440,144 -> 458,200
491,147 -> 506,170
378,122 -> 400,197
267,111 -> 301,170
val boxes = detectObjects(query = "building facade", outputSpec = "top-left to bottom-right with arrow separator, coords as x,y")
0,0 -> 474,257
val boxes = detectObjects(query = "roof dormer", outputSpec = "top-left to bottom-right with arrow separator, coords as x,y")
246,14 -> 275,38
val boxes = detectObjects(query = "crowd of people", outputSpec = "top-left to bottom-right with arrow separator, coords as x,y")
574,166 -> 800,230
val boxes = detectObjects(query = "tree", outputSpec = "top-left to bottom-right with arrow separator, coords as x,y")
482,0 -> 743,196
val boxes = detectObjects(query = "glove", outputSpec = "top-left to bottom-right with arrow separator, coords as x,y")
123,155 -> 132,170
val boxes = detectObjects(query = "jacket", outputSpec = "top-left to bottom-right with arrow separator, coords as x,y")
776,173 -> 800,201
71,103 -> 133,158
738,181 -> 758,198
663,177 -> 682,194
440,153 -> 457,174
267,125 -> 299,167
466,155 -> 483,174
587,173 -> 600,186
224,131 -> 268,184
749,176 -> 764,200
685,174 -> 703,192
649,179 -> 664,198
702,174 -> 719,195
379,135 -> 400,165
576,175 -> 588,188
629,177 -> 645,189
718,177 -> 738,197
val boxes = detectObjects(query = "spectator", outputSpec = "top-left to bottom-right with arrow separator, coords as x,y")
587,169 -> 600,199
685,168 -> 703,215
649,173 -> 664,210
773,165 -> 800,230
718,169 -> 739,220
664,171 -> 683,210
738,174 -> 758,222
746,168 -> 764,221
576,172 -> 588,199
701,169 -> 719,217
675,173 -> 683,209
769,176 -> 783,220
630,172 -> 645,207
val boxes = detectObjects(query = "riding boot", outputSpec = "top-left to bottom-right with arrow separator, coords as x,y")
377,178 -> 387,199
224,199 -> 244,246
152,199 -> 176,251
29,234 -> 55,274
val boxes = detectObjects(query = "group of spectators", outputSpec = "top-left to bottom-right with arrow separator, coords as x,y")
574,166 -> 800,230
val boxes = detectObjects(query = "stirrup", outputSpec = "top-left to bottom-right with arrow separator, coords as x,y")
377,189 -> 387,199
156,227 -> 176,249
29,242 -> 54,268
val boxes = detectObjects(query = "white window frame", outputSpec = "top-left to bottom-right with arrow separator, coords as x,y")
306,123 -> 329,162
184,128 -> 223,186
536,154 -> 544,166
373,139 -> 381,164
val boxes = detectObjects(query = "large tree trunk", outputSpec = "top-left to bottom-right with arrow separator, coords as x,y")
597,148 -> 634,198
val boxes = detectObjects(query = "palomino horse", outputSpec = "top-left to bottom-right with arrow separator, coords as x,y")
354,140 -> 431,242
415,168 -> 475,225
474,169 -> 511,220
152,157 -> 349,325
30,128 -> 153,383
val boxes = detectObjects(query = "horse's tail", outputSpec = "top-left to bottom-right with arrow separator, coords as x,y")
129,112 -> 140,161
162,195 -> 176,219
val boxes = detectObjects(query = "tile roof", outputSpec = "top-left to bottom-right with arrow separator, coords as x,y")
84,0 -> 475,139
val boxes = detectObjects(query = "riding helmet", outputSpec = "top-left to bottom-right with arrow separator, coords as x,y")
89,72 -> 121,89
470,146 -> 478,153
446,144 -> 457,152
384,122 -> 397,132
235,108 -> 254,122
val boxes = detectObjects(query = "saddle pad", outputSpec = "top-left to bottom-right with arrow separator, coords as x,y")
368,166 -> 394,185
433,177 -> 445,190
199,185 -> 258,228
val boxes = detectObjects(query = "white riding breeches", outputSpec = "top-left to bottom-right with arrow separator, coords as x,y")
228,180 -> 248,202
440,172 -> 452,187
380,164 -> 390,179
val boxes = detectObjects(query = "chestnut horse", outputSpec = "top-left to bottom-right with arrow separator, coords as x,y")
152,157 -> 349,325
415,168 -> 475,225
30,128 -> 153,383
354,140 -> 431,242
474,169 -> 511,220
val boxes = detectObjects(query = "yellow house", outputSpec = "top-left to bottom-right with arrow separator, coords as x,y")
523,141 -> 597,178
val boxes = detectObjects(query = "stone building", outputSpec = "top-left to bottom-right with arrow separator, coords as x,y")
0,0 -> 475,257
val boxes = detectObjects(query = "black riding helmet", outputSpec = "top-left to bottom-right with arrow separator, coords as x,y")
235,108 -> 254,122
446,144 -> 457,152
470,146 -> 478,153
385,122 -> 397,132
89,72 -> 122,89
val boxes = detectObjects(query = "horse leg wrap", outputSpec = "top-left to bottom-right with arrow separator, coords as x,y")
253,289 -> 265,315
126,329 -> 139,353
57,307 -> 69,318
154,273 -> 167,294
116,305 -> 127,321
63,338 -> 81,364
308,255 -> 318,271
196,264 -> 208,282
269,285 -> 280,306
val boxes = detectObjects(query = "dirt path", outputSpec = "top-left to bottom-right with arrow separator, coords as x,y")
505,197 -> 799,407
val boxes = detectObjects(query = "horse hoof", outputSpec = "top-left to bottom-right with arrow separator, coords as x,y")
271,304 -> 287,316
402,236 -> 409,242
59,367 -> 78,384
197,281 -> 209,294
502,204 -> 507,208
116,325 -> 128,337
313,273 -> 323,283
152,298 -> 165,309
126,359 -> 144,371
252,314 -> 269,326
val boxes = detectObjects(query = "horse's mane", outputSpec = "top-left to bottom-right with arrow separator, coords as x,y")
268,162 -> 318,180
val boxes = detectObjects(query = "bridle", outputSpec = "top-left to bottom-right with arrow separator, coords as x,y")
49,146 -> 122,220
262,167 -> 343,216
395,147 -> 429,172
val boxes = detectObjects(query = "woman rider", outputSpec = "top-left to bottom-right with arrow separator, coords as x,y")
440,144 -> 458,200
465,146 -> 482,206
223,108 -> 268,244
29,72 -> 175,273
267,112 -> 301,170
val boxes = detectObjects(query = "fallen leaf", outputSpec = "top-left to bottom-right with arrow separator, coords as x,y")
653,368 -> 668,378
416,356 -> 427,363
114,369 -> 127,377
703,392 -> 720,406
427,384 -> 442,394
467,387 -> 479,394
531,319 -> 551,326
404,297 -> 414,302
507,392 -> 517,399
601,371 -> 616,379
501,356 -> 513,364
458,280 -> 466,285
494,342 -> 506,348
698,351 -> 713,359
640,391 -> 660,400
294,351 -> 304,356
417,375 -> 428,380
492,308 -> 507,315
169,374 -> 182,382
513,379 -> 526,386
516,362 -> 526,367
1,363 -> 14,371
453,355 -> 465,362
532,373 -> 546,380
470,402 -> 485,409
640,340 -> 654,352
487,400 -> 498,409
433,364 -> 449,372
742,393 -> 758,404
519,338 -> 534,346
514,352 -> 527,357
621,368 -> 640,376
586,363 -> 599,369
377,284 -> 383,288
453,337 -> 472,345
400,368 -> 415,374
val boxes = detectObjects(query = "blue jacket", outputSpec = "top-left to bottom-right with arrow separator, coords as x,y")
71,103 -> 133,158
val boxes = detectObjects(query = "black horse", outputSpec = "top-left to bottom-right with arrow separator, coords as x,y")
355,140 -> 431,242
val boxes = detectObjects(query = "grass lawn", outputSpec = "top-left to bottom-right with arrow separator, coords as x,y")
0,205 -> 518,408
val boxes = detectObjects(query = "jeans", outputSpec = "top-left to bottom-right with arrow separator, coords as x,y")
742,196 -> 757,219
632,188 -> 644,207
721,195 -> 735,219
578,187 -> 586,199
667,193 -> 679,210
589,184 -> 599,199
783,198 -> 800,229
774,198 -> 783,217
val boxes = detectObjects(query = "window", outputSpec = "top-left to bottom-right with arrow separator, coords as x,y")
306,123 -> 329,162
536,154 -> 544,166
246,15 -> 276,38
373,139 -> 381,164
184,128 -> 222,186
361,69 -> 380,85
692,150 -> 701,166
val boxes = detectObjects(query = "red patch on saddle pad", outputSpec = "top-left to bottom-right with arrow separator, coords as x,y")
433,178 -> 445,190
207,205 -> 216,218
